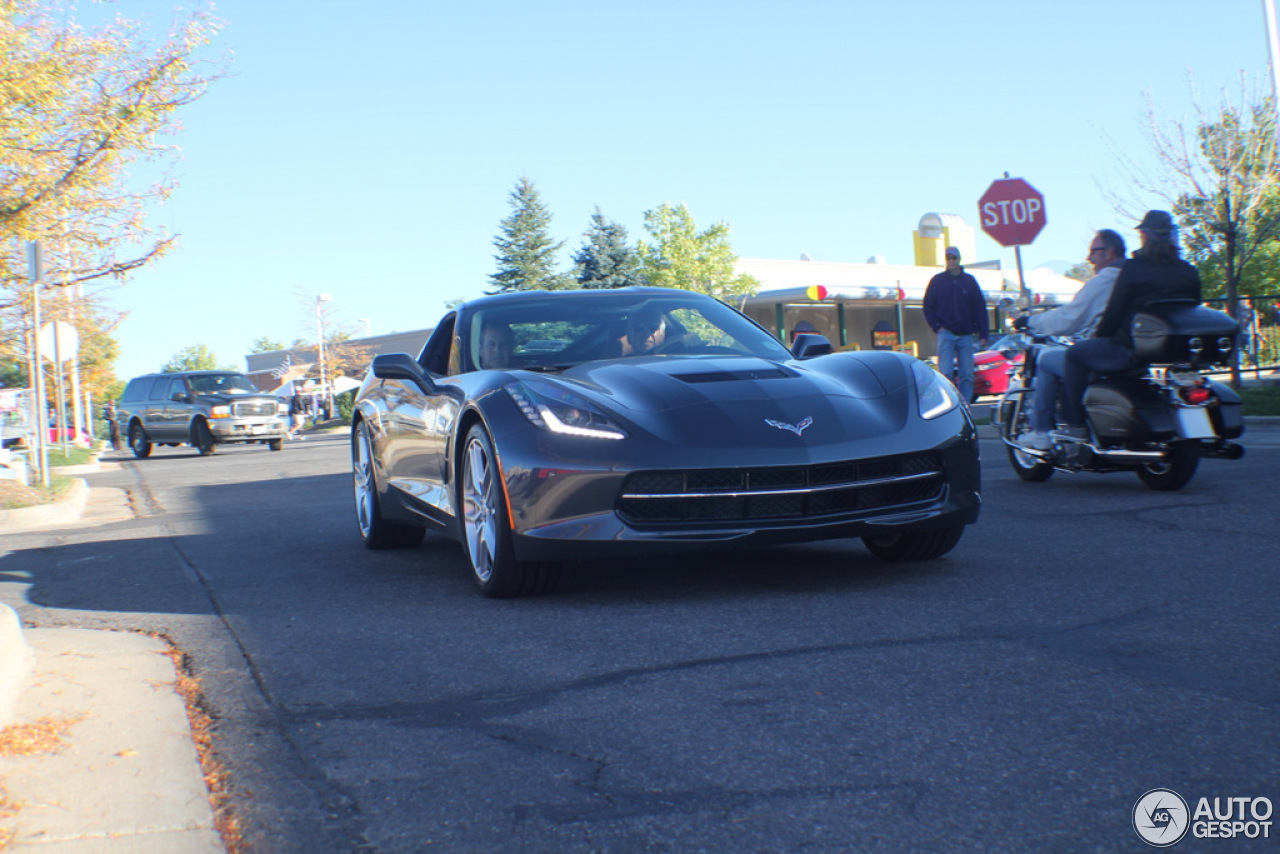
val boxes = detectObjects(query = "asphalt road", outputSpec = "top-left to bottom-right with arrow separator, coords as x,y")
2,428 -> 1278,853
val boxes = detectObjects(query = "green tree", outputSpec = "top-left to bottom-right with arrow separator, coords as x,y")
489,176 -> 571,294
162,343 -> 230,372
1064,262 -> 1093,282
573,207 -> 642,288
249,336 -> 285,353
635,203 -> 759,303
1115,87 -> 1280,303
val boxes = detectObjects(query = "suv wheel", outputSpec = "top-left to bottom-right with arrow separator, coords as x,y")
129,424 -> 152,459
192,420 -> 216,456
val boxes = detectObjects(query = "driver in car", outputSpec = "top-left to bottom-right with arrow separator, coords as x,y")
478,322 -> 514,369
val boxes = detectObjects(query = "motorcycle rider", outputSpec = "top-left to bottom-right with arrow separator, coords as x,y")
1058,210 -> 1203,440
1013,229 -> 1126,450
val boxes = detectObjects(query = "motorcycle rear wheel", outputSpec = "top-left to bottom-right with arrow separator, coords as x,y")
1136,440 -> 1200,491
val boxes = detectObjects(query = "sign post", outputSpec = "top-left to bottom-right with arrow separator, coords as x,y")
978,175 -> 1047,299
26,241 -> 49,486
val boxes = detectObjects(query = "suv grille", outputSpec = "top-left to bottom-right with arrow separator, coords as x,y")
617,453 -> 944,527
233,401 -> 277,418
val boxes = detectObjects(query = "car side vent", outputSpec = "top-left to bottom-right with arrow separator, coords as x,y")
673,368 -> 793,384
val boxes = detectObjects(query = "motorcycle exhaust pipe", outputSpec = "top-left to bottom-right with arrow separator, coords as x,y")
1201,442 -> 1246,460
1088,447 -> 1169,464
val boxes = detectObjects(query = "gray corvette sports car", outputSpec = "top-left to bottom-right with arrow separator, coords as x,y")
351,287 -> 980,597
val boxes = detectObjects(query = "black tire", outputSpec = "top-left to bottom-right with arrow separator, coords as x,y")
862,526 -> 965,561
129,423 -> 152,459
192,420 -> 216,456
1003,396 -> 1054,482
268,438 -> 283,451
460,424 -> 560,597
1007,444 -> 1054,482
1136,441 -> 1200,491
352,421 -> 425,549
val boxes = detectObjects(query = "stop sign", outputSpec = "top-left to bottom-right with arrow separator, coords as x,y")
978,178 -> 1046,247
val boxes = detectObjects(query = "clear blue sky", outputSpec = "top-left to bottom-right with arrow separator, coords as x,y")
89,0 -> 1269,380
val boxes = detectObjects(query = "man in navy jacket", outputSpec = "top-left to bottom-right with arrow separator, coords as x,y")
923,246 -> 989,403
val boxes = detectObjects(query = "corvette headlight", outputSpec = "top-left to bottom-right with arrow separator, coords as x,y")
505,379 -> 626,440
911,360 -> 960,420
208,405 -> 231,419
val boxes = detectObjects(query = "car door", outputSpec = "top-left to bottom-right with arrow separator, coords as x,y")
379,316 -> 464,523
140,376 -> 173,440
162,376 -> 195,441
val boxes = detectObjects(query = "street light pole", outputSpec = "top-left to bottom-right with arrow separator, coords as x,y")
316,293 -> 331,419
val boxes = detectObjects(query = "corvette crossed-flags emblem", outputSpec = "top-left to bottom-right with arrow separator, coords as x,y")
765,416 -> 813,437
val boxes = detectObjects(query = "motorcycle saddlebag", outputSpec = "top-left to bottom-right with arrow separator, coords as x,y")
1085,378 -> 1176,442
1207,380 -> 1245,439
1131,303 -> 1239,366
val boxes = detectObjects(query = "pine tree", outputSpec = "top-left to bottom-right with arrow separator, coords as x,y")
573,208 -> 643,288
489,176 -> 570,293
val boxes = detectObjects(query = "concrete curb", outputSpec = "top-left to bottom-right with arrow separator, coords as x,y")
0,476 -> 90,535
0,603 -> 31,728
0,628 -> 222,851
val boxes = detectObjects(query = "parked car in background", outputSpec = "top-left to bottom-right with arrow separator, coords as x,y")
117,371 -> 289,458
351,287 -> 982,597
972,334 -> 1024,399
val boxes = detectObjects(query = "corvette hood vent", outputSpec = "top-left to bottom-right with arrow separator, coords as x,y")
671,367 -> 794,384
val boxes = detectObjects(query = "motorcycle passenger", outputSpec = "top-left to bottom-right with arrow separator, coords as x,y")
1013,229 -> 1126,450
1059,210 -> 1203,440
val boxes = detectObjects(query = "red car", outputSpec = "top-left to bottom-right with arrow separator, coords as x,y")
972,335 -> 1024,399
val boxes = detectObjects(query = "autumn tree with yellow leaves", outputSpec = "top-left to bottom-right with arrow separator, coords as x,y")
0,0 -> 223,402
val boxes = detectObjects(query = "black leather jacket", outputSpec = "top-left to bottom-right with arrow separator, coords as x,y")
1093,253 -> 1202,346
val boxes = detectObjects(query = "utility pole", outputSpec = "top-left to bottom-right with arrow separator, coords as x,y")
1265,0 -> 1280,132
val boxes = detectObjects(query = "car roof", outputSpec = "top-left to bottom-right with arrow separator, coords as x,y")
458,286 -> 715,312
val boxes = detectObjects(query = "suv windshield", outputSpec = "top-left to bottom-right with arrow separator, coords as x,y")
187,373 -> 258,395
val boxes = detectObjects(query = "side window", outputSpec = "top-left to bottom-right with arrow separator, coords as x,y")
166,377 -> 188,400
121,379 -> 146,402
418,314 -> 456,376
147,377 -> 170,400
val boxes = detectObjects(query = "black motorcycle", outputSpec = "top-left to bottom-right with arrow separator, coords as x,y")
996,300 -> 1246,491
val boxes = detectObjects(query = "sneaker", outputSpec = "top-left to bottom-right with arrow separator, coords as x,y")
1017,430 -> 1052,451
1053,425 -> 1089,442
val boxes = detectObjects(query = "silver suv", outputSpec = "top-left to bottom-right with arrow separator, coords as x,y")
117,371 -> 289,457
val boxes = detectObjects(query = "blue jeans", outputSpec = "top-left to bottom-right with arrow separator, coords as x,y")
936,329 -> 977,403
1062,338 -> 1137,427
1030,345 -> 1068,433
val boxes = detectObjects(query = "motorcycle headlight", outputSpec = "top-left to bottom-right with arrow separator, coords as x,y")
911,360 -> 961,420
505,379 -> 626,440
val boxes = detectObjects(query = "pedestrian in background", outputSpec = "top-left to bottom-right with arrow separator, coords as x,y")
288,393 -> 307,441
923,246 -> 989,403
104,400 -> 121,450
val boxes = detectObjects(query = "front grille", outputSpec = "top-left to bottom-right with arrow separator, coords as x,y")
617,453 -> 945,527
233,400 -> 277,418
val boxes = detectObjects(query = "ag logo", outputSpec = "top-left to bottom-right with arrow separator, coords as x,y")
1133,788 -> 1190,847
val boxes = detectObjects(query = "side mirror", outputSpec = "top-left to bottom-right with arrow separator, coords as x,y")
791,333 -> 834,360
171,392 -> 190,403
372,353 -> 436,392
